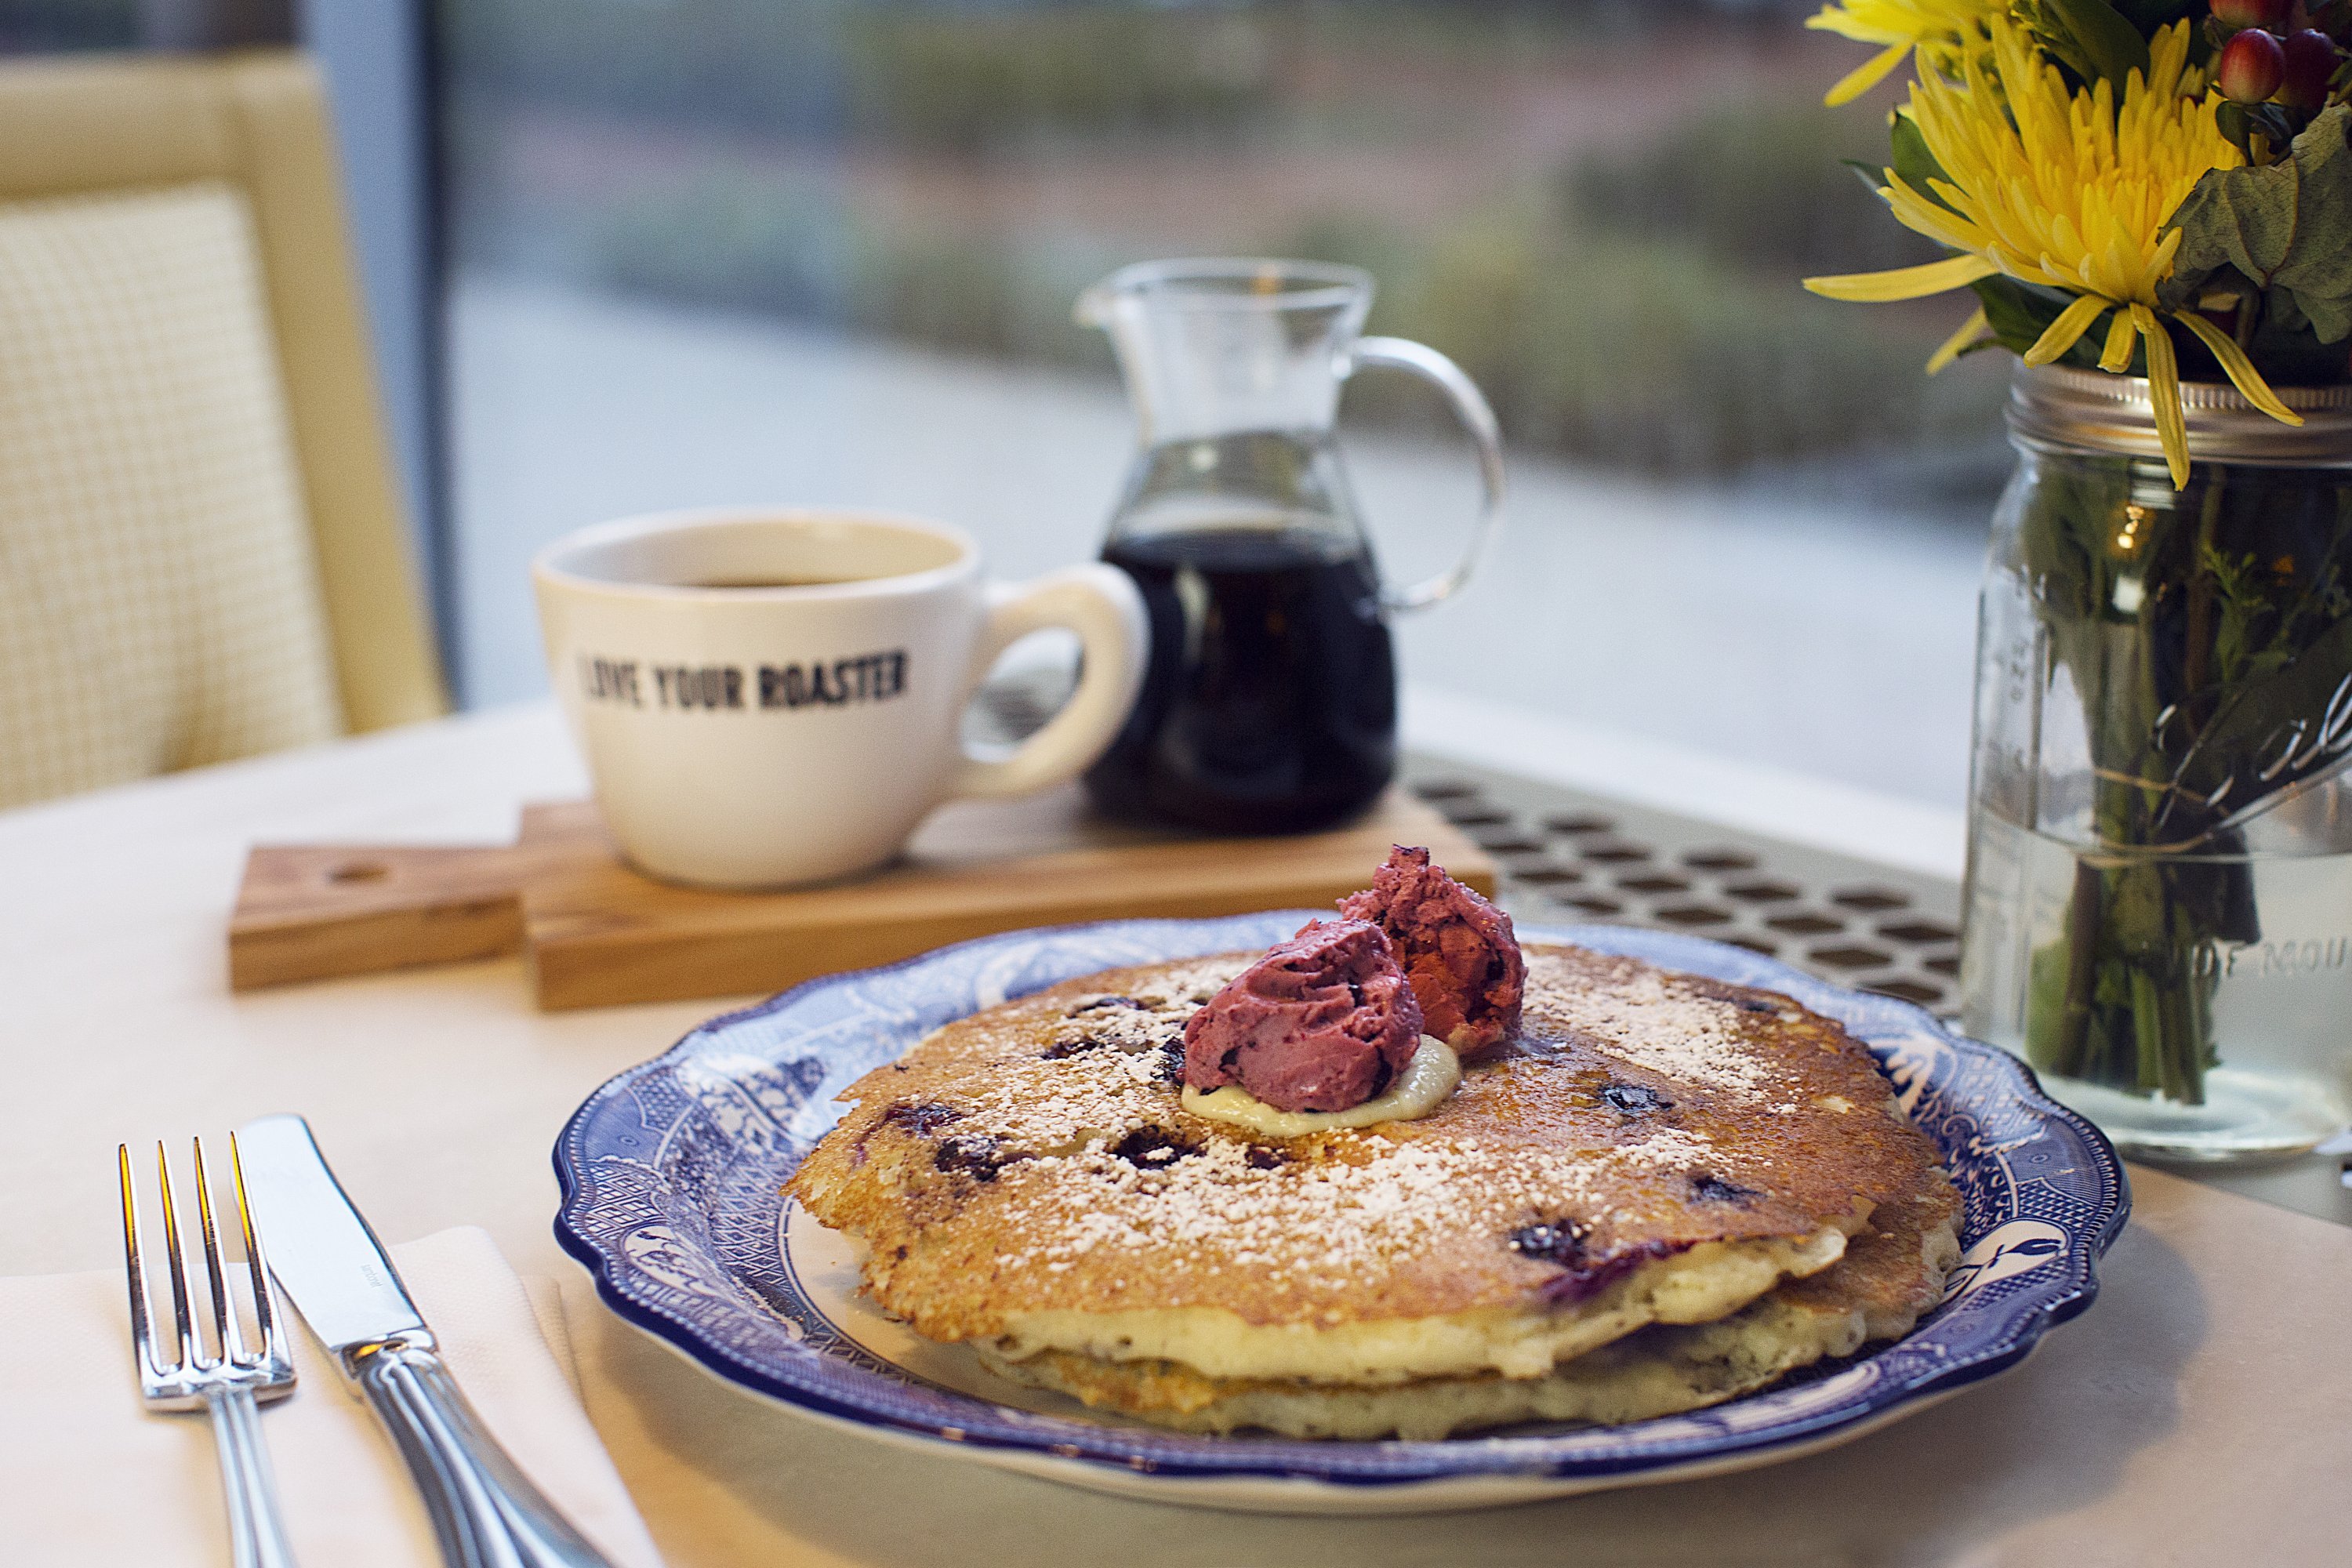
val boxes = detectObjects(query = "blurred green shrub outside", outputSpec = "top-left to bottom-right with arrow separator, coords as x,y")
1301,216 -> 1973,474
842,8 -> 1278,147
592,172 -> 1112,365
589,133 -> 1989,477
449,0 -> 1275,143
446,0 -> 843,131
470,0 -> 1998,477
1566,101 -> 1945,278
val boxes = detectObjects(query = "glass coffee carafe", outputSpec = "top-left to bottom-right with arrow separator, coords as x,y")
1077,258 -> 1504,833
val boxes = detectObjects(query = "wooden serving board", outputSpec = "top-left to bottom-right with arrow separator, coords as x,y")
228,787 -> 1495,1011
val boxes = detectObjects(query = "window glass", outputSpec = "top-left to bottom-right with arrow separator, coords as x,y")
447,0 -> 2001,804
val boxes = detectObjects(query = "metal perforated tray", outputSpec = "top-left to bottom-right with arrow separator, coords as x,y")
1399,758 -> 1962,1017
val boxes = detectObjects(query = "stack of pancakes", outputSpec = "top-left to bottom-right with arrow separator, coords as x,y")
787,942 -> 1960,1440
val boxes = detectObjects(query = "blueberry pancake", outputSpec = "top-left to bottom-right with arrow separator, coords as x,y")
975,1135 -> 1961,1438
784,939 -> 1956,1428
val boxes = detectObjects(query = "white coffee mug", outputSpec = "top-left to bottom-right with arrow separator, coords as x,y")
532,508 -> 1147,888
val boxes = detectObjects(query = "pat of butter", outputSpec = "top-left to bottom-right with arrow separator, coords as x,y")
1179,1037 -> 1461,1137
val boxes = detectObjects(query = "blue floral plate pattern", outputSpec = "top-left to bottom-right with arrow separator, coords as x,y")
553,915 -> 2129,1513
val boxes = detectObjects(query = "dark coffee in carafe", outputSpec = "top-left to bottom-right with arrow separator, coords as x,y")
1075,258 -> 1503,833
1087,523 -> 1396,833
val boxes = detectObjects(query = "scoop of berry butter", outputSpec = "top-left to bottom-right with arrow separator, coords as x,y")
1180,918 -> 1424,1113
1340,844 -> 1525,1058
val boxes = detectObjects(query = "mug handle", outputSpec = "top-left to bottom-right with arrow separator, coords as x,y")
950,564 -> 1148,800
1344,336 -> 1508,614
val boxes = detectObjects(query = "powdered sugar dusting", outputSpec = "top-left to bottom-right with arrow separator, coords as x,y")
987,1124 -> 1728,1286
954,960 -> 1246,1149
883,953 -> 1766,1289
1523,955 -> 1777,1099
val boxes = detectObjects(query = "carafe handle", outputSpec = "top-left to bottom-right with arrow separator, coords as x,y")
1345,336 -> 1506,613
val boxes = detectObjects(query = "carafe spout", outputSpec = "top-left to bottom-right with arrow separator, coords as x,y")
1078,257 -> 1372,447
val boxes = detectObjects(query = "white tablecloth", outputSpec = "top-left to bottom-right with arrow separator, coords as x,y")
3,706 -> 2346,1566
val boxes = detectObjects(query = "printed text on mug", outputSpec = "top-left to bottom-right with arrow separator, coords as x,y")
578,652 -> 909,711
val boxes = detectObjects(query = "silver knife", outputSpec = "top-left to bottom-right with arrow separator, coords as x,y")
236,1114 -> 619,1568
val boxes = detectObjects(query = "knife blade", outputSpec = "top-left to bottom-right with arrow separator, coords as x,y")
233,1115 -> 425,1353
237,1114 -> 619,1568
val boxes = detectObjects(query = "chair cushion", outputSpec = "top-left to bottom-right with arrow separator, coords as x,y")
0,180 -> 343,810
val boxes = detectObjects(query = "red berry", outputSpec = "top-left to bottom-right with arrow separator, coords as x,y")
2219,27 -> 2288,102
2212,0 -> 2292,28
2278,27 -> 2342,107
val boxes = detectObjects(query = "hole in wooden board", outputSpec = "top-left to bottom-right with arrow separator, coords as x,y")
1563,896 -> 1624,916
1832,887 -> 1911,912
1924,954 -> 1960,976
1867,978 -> 1944,1005
1811,944 -> 1895,970
1766,912 -> 1844,935
1511,866 -> 1584,886
327,862 -> 391,884
1580,843 -> 1653,864
1617,874 -> 1692,895
1725,879 -> 1800,903
1411,779 -> 1481,800
1721,935 -> 1781,956
1544,814 -> 1617,836
1443,807 -> 1512,828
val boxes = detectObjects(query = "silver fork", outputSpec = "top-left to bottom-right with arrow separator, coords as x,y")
121,1135 -> 301,1568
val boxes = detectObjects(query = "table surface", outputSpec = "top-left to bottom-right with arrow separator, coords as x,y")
5,705 -> 2347,1568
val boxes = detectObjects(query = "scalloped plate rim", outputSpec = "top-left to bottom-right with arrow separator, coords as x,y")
552,914 -> 2129,1507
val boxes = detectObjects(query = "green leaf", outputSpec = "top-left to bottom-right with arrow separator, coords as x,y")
1886,111 -> 1959,215
1973,274 -> 2130,369
2294,288 -> 2352,343
2107,0 -> 2201,29
2215,100 -> 2255,162
2163,105 -> 2352,344
2256,283 -> 2352,367
2042,0 -> 2153,85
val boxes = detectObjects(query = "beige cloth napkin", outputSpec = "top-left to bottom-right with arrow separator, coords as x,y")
2,1225 -> 666,1568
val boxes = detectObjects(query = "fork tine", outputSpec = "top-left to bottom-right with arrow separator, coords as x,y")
154,1141 -> 205,1370
192,1137 -> 247,1364
226,1132 -> 284,1367
119,1143 -> 158,1378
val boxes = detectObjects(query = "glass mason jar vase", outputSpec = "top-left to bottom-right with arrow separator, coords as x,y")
1961,365 -> 2352,1162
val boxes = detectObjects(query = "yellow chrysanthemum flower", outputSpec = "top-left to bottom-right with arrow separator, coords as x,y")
1804,17 -> 2299,487
1806,0 -> 2003,105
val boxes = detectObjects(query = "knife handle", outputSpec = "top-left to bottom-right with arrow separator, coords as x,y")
348,1335 -> 619,1568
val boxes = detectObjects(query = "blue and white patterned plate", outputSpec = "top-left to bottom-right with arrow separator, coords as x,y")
553,915 -> 2129,1513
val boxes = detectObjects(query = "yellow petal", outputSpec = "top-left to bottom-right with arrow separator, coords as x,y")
2132,303 -> 2190,490
1926,306 -> 1991,375
1804,252 -> 1998,302
2172,311 -> 2307,426
1883,184 -> 1983,255
2023,294 -> 2109,367
2098,309 -> 2138,372
1824,41 -> 1914,107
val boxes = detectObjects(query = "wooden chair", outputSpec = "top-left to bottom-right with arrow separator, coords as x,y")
0,49 -> 445,810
